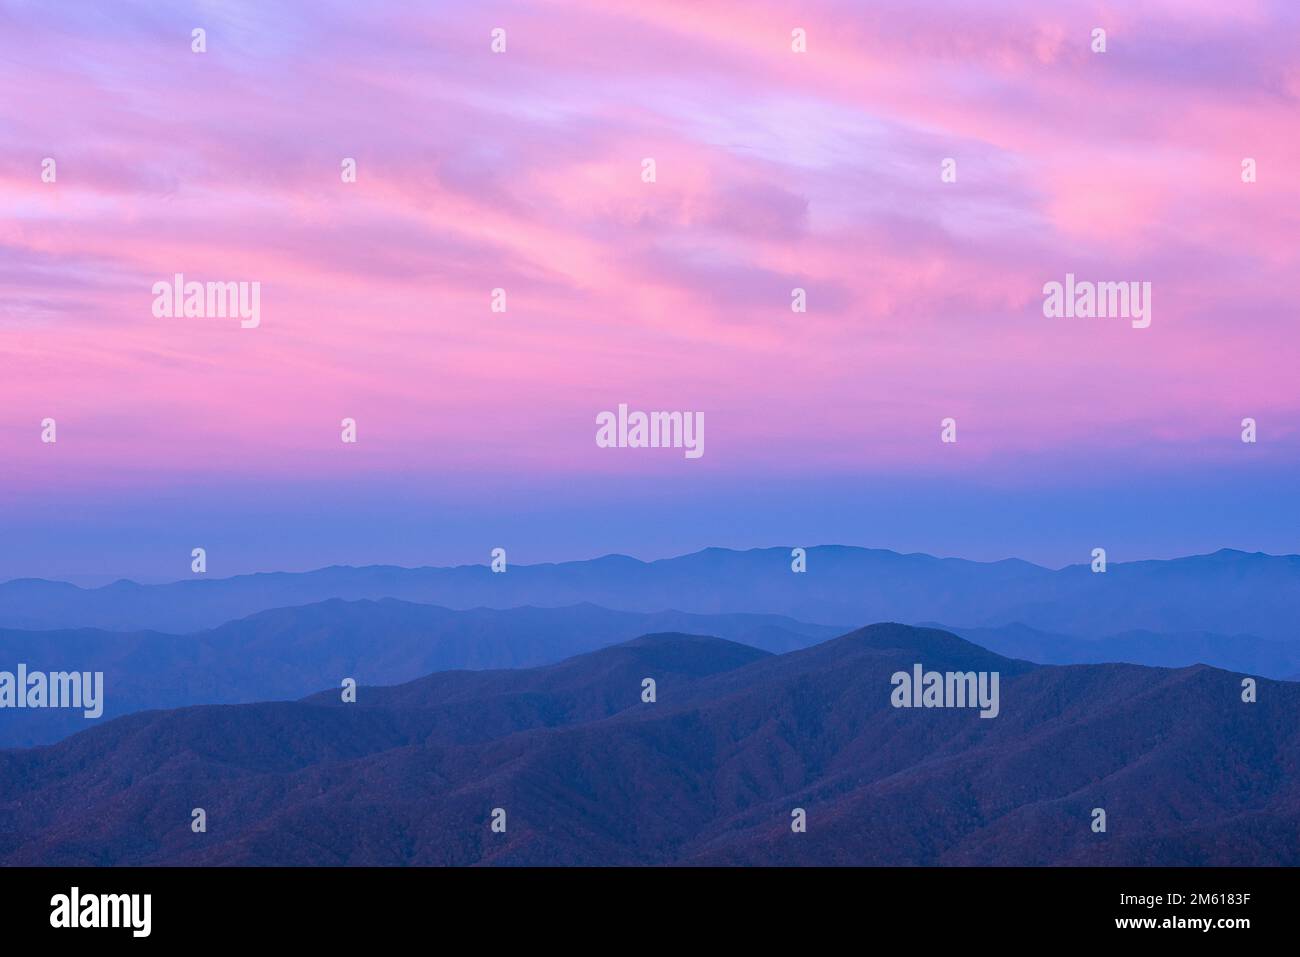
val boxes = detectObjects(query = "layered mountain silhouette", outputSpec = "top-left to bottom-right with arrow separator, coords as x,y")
6,595 -> 1293,750
3,625 -> 1296,866
4,546 -> 1297,641
0,601 -> 839,747
941,622 -> 1300,682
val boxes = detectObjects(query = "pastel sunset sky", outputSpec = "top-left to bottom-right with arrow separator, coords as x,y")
2,0 -> 1297,582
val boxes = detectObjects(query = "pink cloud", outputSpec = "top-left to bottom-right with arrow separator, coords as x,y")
1,0 -> 1297,503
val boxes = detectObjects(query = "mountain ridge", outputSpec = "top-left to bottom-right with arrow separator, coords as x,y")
3,624 -> 1295,866
4,545 -> 1297,639
0,600 -> 839,748
14,545 -> 1295,592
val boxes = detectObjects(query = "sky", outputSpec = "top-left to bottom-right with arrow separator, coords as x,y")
1,0 -> 1298,583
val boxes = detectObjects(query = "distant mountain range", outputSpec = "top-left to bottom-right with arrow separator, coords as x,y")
3,546 -> 1298,640
940,623 -> 1300,682
2,625 -> 1295,866
0,601 -> 838,748
4,593 -> 1297,750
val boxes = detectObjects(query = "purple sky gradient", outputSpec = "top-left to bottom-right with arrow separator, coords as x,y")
2,0 -> 1298,581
